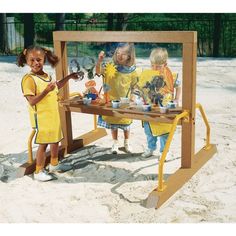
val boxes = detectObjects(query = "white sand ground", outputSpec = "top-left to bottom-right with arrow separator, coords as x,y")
0,56 -> 235,223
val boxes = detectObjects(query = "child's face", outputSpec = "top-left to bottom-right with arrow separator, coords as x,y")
151,63 -> 166,71
116,47 -> 129,65
26,49 -> 45,74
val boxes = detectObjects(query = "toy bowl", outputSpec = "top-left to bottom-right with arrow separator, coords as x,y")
85,93 -> 97,100
83,97 -> 92,105
142,104 -> 152,112
160,106 -> 168,114
120,97 -> 129,104
111,100 -> 121,109
167,101 -> 177,109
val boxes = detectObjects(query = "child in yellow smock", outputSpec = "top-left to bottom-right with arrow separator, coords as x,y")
17,45 -> 79,181
138,47 -> 181,158
96,43 -> 138,154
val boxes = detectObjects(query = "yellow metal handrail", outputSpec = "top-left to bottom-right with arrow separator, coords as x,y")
157,111 -> 189,192
28,129 -> 36,164
195,103 -> 212,150
93,115 -> 97,130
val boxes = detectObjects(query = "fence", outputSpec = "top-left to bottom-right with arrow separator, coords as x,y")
2,19 -> 236,57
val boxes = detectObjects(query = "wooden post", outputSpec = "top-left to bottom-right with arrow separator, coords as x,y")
182,34 -> 197,168
54,40 -> 74,153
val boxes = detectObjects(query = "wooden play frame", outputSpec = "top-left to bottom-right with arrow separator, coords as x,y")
19,31 -> 217,209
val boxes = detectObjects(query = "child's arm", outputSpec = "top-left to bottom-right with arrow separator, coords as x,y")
95,51 -> 105,75
26,82 -> 56,106
174,86 -> 181,105
56,72 -> 79,89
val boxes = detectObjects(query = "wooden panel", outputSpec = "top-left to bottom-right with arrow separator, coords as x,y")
181,39 -> 197,168
53,31 -> 197,43
144,144 -> 217,209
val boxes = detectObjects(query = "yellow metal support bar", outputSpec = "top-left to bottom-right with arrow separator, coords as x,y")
27,129 -> 36,164
195,103 -> 212,150
93,115 -> 97,130
157,111 -> 189,192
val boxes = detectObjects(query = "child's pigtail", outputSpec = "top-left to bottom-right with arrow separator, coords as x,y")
17,50 -> 27,67
44,48 -> 59,68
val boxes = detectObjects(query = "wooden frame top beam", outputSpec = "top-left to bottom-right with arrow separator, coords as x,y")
53,31 -> 197,43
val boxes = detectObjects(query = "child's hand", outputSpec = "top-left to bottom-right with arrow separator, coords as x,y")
45,82 -> 56,92
98,51 -> 105,62
69,72 -> 84,81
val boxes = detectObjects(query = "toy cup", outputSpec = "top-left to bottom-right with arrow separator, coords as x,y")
83,97 -> 92,105
160,106 -> 168,114
142,104 -> 152,112
111,100 -> 121,109
167,101 -> 177,109
120,97 -> 129,104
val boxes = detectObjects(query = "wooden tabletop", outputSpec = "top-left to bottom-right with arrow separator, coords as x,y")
60,97 -> 184,124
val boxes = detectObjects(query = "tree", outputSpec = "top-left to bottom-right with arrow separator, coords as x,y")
107,13 -> 114,31
0,13 -> 10,54
24,13 -> 35,48
55,13 -> 65,30
213,13 -> 222,57
115,13 -> 129,31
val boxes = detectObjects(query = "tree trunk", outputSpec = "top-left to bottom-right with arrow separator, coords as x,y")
107,13 -> 114,31
115,13 -> 129,31
55,13 -> 65,30
24,13 -> 35,48
0,13 -> 10,54
213,13 -> 222,57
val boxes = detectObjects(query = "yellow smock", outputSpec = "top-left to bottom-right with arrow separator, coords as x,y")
103,70 -> 138,125
138,68 -> 175,136
21,73 -> 63,144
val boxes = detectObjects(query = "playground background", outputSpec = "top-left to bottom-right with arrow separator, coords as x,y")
0,55 -> 235,223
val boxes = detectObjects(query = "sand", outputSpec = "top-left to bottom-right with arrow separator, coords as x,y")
0,56 -> 236,223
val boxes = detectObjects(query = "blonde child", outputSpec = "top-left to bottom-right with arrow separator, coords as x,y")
138,47 -> 181,158
17,45 -> 79,181
96,43 -> 138,154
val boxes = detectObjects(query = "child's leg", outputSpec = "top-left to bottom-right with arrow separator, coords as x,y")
159,133 -> 169,153
49,142 -> 72,172
124,129 -> 130,139
123,129 -> 132,153
111,129 -> 118,140
111,129 -> 119,154
50,142 -> 59,166
35,144 -> 48,173
143,122 -> 157,151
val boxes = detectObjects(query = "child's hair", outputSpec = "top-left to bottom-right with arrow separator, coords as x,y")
150,47 -> 168,65
113,43 -> 136,67
17,45 -> 59,68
